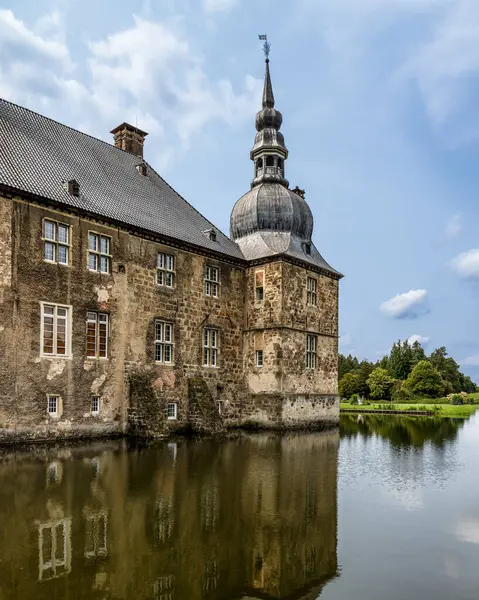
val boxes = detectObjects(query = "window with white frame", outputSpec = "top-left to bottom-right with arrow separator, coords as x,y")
167,402 -> 177,420
38,519 -> 72,580
255,270 -> 264,303
205,266 -> 219,297
86,312 -> 108,359
307,277 -> 317,306
157,253 -> 175,287
43,220 -> 70,265
88,232 -> 111,274
256,350 -> 264,368
155,321 -> 174,363
47,395 -> 60,417
41,304 -> 71,357
306,334 -> 317,369
203,328 -> 219,367
91,395 -> 100,416
84,512 -> 108,558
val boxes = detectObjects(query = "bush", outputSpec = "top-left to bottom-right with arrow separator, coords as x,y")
448,393 -> 464,405
350,394 -> 360,405
392,384 -> 415,403
405,360 -> 445,398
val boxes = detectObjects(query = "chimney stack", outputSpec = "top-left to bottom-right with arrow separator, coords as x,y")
110,123 -> 148,158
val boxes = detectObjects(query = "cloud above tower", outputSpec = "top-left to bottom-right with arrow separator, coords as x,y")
380,289 -> 428,319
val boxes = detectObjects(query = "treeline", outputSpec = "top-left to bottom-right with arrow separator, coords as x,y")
339,341 -> 477,401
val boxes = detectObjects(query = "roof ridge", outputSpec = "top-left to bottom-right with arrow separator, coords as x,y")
0,97 -> 137,159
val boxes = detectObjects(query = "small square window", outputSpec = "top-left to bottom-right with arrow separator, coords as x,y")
47,395 -> 59,417
256,350 -> 264,368
91,396 -> 100,416
167,403 -> 178,420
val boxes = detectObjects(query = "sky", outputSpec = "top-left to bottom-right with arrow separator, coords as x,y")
1,0 -> 479,381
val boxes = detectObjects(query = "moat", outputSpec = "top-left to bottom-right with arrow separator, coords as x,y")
1,414 -> 479,599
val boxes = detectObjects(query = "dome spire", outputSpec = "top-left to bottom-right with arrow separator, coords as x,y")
251,36 -> 289,188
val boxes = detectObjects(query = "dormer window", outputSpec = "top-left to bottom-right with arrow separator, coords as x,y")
136,163 -> 147,176
67,179 -> 80,197
203,229 -> 217,242
303,243 -> 312,256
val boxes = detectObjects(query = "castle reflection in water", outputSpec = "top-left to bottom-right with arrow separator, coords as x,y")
0,431 -> 339,600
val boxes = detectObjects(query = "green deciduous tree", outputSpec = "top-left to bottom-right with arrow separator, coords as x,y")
339,372 -> 361,399
405,360 -> 445,398
367,368 -> 395,400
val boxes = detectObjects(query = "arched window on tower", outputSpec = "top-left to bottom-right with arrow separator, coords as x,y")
256,157 -> 263,177
266,156 -> 274,167
277,158 -> 284,176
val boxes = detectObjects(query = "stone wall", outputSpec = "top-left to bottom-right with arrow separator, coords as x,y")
0,195 -> 246,442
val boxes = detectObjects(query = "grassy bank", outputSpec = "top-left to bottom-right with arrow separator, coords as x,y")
340,401 -> 479,418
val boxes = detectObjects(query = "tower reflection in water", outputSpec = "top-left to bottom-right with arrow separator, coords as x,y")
0,431 -> 339,599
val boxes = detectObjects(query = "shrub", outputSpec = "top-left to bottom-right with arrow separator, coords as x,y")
448,393 -> 464,405
392,384 -> 415,403
405,360 -> 445,398
350,394 -> 360,405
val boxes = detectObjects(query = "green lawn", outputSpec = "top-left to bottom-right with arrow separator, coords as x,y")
340,401 -> 479,418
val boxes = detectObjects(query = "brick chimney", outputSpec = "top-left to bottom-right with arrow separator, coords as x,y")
110,123 -> 148,158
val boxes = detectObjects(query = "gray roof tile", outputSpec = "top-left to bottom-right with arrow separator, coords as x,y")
0,98 -> 245,261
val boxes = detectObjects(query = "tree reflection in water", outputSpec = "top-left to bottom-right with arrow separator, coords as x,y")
0,431 -> 340,600
340,414 -> 465,448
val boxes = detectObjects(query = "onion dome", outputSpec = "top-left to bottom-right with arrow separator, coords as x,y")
230,55 -> 342,278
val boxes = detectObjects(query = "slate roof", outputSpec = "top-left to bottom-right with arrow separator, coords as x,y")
0,98 -> 245,261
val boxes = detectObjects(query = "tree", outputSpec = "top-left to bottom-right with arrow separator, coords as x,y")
367,368 -> 395,400
339,372 -> 361,399
388,341 -> 413,380
429,347 -> 461,392
339,354 -> 359,379
405,360 -> 445,398
410,341 -> 426,368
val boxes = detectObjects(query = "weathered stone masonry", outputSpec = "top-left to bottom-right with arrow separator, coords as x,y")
0,55 -> 342,443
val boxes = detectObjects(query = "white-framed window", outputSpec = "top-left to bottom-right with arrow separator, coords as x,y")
41,303 -> 72,358
205,266 -> 220,297
306,334 -> 317,369
203,328 -> 219,367
91,395 -> 100,416
47,395 -> 60,417
157,253 -> 175,287
167,402 -> 177,420
256,350 -> 264,368
88,232 -> 111,274
307,277 -> 317,306
43,219 -> 71,265
155,321 -> 174,363
38,519 -> 72,581
86,312 -> 108,359
255,270 -> 264,303
84,512 -> 108,558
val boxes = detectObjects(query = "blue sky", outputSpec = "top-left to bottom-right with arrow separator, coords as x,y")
2,0 -> 479,380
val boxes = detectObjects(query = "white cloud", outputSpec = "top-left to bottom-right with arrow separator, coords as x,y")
407,334 -> 429,345
445,212 -> 462,239
461,355 -> 479,367
380,289 -> 428,318
449,249 -> 479,279
203,0 -> 237,12
0,10 -> 261,169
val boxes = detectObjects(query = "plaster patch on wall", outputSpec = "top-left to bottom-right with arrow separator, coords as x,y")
153,370 -> 176,390
94,286 -> 110,306
47,360 -> 66,380
91,374 -> 107,394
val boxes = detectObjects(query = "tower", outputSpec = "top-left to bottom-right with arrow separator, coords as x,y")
231,47 -> 343,428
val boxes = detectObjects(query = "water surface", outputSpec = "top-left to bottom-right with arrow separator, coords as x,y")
0,413 -> 478,599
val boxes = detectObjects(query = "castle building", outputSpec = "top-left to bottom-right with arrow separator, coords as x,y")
0,56 -> 342,443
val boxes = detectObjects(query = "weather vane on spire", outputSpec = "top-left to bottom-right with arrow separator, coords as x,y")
258,34 -> 270,59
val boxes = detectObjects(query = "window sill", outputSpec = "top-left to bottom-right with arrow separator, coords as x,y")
41,355 -> 72,360
43,260 -> 70,267
86,356 -> 109,361
155,362 -> 175,367
167,417 -> 177,421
